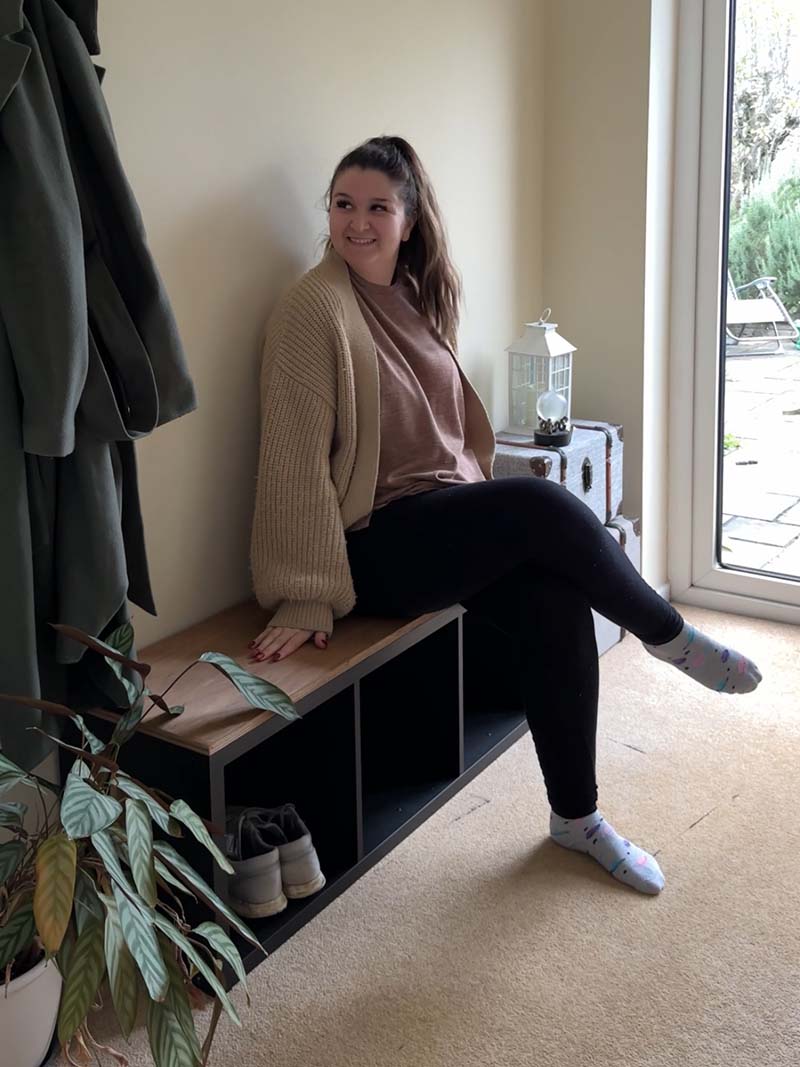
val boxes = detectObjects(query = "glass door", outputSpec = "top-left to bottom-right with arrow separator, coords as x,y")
670,0 -> 800,620
720,0 -> 800,581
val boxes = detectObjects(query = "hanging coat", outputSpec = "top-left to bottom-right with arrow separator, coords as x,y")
0,0 -> 198,769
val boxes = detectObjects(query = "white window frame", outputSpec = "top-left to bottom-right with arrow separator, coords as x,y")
668,0 -> 800,625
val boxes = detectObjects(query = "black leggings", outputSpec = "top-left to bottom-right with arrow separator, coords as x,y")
345,477 -> 684,819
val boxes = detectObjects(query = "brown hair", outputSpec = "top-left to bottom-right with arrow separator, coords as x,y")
324,136 -> 462,352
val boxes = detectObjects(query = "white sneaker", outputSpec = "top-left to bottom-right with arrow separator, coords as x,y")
224,807 -> 288,918
270,804 -> 327,900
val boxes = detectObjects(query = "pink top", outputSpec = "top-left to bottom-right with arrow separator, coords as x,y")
348,267 -> 486,529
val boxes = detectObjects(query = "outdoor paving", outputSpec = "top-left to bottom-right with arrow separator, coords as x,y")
721,343 -> 800,578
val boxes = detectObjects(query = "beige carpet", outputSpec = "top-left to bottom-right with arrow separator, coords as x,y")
59,604 -> 800,1067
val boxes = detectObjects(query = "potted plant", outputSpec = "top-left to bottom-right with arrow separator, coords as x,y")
0,619 -> 298,1066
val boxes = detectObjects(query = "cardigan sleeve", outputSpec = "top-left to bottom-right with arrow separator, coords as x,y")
249,288 -> 356,636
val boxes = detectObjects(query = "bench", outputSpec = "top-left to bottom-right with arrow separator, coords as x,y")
83,598 -> 529,974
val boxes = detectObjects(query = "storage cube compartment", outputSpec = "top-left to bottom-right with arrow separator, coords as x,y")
359,619 -> 461,853
462,611 -> 527,770
224,686 -> 360,881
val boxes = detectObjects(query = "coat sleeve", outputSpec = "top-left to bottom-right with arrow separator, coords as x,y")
249,291 -> 357,636
0,16 -> 88,458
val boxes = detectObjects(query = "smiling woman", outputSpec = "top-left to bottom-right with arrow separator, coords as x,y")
247,134 -> 762,900
322,135 -> 462,350
248,134 -> 480,658
327,169 -> 414,286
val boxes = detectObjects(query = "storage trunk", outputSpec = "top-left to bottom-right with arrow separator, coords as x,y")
494,421 -> 624,524
572,420 -> 624,523
592,514 -> 642,653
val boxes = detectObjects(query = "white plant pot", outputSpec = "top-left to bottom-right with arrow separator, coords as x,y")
1,955 -> 62,1067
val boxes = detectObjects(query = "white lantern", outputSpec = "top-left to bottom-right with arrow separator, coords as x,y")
504,309 -> 577,445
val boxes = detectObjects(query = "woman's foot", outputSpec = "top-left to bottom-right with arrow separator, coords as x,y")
642,621 -> 762,694
549,810 -> 664,895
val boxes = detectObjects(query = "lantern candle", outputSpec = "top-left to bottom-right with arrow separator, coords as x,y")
503,309 -> 577,445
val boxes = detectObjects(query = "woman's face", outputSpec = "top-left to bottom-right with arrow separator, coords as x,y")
328,167 -> 415,285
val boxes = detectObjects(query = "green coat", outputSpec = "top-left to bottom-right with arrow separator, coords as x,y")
0,1 -> 197,768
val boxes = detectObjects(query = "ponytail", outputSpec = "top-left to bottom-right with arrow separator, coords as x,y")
325,136 -> 462,351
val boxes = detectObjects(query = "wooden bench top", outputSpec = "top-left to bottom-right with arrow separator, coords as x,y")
87,599 -> 451,757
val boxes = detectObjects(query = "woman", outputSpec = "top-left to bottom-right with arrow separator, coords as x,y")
248,136 -> 762,895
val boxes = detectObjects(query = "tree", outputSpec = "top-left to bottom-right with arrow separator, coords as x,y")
728,177 -> 800,318
730,0 -> 800,212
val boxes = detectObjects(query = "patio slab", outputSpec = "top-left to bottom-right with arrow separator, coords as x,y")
719,540 -> 782,570
777,502 -> 800,526
699,348 -> 800,577
723,378 -> 794,394
763,537 -> 800,576
723,392 -> 776,417
727,464 -> 800,497
719,490 -> 798,521
726,356 -> 800,377
722,516 -> 800,547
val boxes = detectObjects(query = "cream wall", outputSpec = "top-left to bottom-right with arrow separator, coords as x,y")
97,0 -> 544,648
542,0 -> 669,587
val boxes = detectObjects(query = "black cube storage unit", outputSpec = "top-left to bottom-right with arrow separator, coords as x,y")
81,604 -> 530,980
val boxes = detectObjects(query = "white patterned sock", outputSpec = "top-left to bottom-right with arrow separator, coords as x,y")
549,810 -> 665,895
643,621 -> 762,694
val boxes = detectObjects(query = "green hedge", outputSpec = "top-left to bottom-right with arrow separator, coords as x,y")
728,176 -> 800,319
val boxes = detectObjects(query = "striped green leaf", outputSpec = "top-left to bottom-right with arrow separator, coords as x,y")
34,833 -> 77,954
146,999 -> 199,1067
158,933 -> 203,1064
57,925 -> 76,982
0,840 -> 24,885
70,714 -> 106,755
50,623 -> 150,679
111,834 -> 190,909
0,753 -> 35,797
154,857 -> 197,902
106,622 -> 135,658
110,663 -> 145,711
199,651 -> 299,721
193,921 -> 248,994
56,917 -> 105,1047
116,774 -> 183,837
61,771 -> 122,839
0,901 -> 34,970
152,913 -> 240,1026
169,800 -> 234,875
112,885 -> 169,1002
0,801 -> 27,827
102,624 -> 141,708
90,829 -> 136,895
73,868 -> 105,935
126,799 -> 157,906
152,841 -> 261,951
68,758 -> 91,780
101,894 -> 139,1038
111,693 -> 146,746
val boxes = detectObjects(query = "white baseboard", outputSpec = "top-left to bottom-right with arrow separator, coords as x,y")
668,584 -> 800,625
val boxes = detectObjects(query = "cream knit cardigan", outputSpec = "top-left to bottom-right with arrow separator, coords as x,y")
249,248 -> 497,636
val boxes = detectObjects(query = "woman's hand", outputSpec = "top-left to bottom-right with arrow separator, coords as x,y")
247,625 -> 328,665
